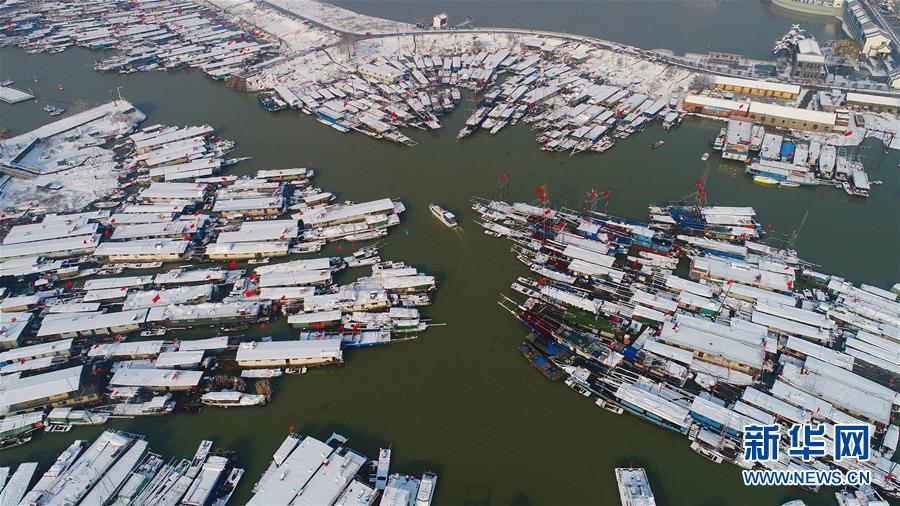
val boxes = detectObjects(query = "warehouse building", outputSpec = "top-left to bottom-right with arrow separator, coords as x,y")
747,102 -> 837,131
845,92 -> 900,113
358,63 -> 405,84
712,76 -> 801,100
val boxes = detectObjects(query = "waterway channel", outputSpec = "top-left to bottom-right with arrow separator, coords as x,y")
0,33 -> 897,505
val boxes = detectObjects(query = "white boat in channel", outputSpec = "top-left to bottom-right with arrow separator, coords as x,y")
429,204 -> 457,228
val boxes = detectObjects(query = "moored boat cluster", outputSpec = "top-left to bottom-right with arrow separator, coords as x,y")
0,0 -> 280,80
713,118 -> 879,197
0,120 -> 438,450
263,42 -> 687,153
0,427 -> 438,506
248,430 -> 437,505
473,195 -> 899,498
1,430 -> 243,506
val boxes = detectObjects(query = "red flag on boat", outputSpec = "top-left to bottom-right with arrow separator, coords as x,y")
65,282 -> 73,290
695,179 -> 703,187
246,289 -> 255,297
152,294 -> 161,303
843,130 -> 853,137
228,260 -> 237,268
249,273 -> 257,280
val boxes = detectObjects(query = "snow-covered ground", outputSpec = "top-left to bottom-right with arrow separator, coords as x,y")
798,112 -> 900,150
207,0 -> 339,53
0,102 -> 145,212
264,0 -> 414,35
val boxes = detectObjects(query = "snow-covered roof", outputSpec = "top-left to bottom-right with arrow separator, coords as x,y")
94,239 -> 189,257
0,365 -> 83,412
37,309 -> 149,337
109,364 -> 203,389
236,340 -> 341,362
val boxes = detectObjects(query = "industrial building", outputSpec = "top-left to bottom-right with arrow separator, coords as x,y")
682,95 -> 838,132
711,76 -> 801,100
747,101 -> 837,132
845,92 -> 900,113
358,63 -> 405,84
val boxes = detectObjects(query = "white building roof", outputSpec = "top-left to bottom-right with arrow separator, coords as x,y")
247,436 -> 334,506
846,92 -> 900,108
236,340 -> 342,362
212,196 -> 283,213
37,309 -> 149,337
659,321 -> 765,369
155,350 -> 204,368
0,312 -> 31,346
94,240 -> 189,258
176,336 -> 230,352
146,301 -> 261,322
300,199 -> 397,226
87,340 -> 163,358
0,234 -> 100,260
109,364 -> 203,389
0,339 -> 72,363
205,241 -> 289,256
122,285 -> 214,310
84,276 -> 154,291
749,101 -> 836,126
216,220 -> 300,243
741,386 -> 807,423
3,219 -> 97,245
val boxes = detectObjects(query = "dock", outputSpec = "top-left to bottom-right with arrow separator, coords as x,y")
0,85 -> 33,104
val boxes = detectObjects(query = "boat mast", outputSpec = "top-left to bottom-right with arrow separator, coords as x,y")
789,210 -> 809,249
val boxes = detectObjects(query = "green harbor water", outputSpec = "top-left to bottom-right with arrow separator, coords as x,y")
0,36 -> 898,506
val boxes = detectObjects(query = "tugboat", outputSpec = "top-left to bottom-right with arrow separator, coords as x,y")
429,204 -> 457,228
